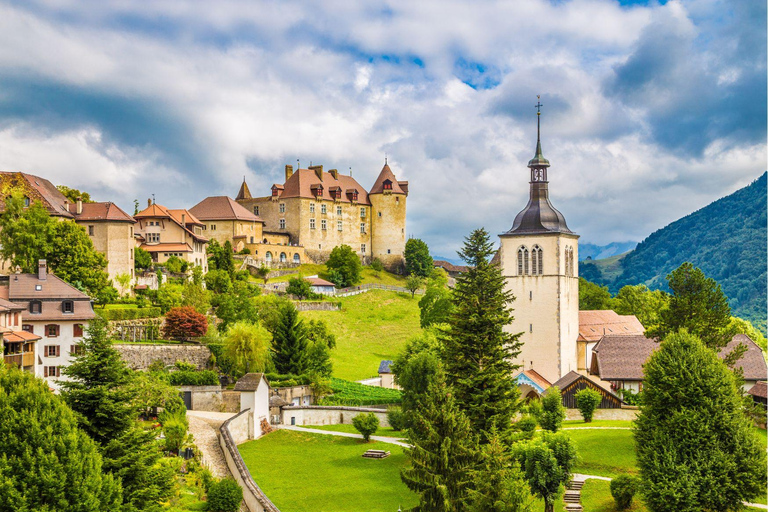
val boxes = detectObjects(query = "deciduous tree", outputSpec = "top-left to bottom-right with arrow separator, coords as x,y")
163,306 -> 208,340
418,268 -> 454,328
405,238 -> 433,277
406,274 -> 423,298
578,277 -> 614,310
224,321 -> 271,376
134,247 -> 152,269
515,433 -> 577,512
539,387 -> 565,432
326,244 -> 362,287
352,412 -> 379,442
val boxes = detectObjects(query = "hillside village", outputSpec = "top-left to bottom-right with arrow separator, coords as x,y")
1,111 -> 767,512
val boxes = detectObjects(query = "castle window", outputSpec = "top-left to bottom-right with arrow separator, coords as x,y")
265,252 -> 273,263
253,206 -> 259,215
361,244 -> 366,254
310,218 -> 316,230
280,252 -> 287,263
336,206 -> 342,216
321,220 -> 327,230
46,324 -> 60,337
279,219 -> 286,229
279,203 -> 286,213
310,203 -> 315,213
88,225 -> 94,236
272,187 -> 279,197
378,212 -> 382,217
24,197 -> 30,207
360,223 -> 366,234
62,300 -> 74,314
293,253 -> 300,263
337,221 -> 343,231
383,180 -> 393,190
321,204 -> 327,215
360,207 -> 366,218
147,233 -> 160,243
22,324 -> 33,333
396,196 -> 399,203
74,324 -> 84,337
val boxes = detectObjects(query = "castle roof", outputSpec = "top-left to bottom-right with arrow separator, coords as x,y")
369,163 -> 408,195
190,196 -> 264,223
236,179 -> 252,200
275,168 -> 371,205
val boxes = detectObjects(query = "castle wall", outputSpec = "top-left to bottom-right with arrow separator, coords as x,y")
369,192 -> 406,269
78,221 -> 135,289
201,219 -> 263,252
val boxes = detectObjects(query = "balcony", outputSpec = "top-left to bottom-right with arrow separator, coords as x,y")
4,352 -> 35,368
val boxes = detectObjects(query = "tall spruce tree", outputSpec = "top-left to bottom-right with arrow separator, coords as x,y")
271,304 -> 309,375
442,228 -> 523,440
401,371 -> 477,512
634,331 -> 766,512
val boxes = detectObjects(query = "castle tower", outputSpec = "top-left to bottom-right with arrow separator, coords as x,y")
498,100 -> 579,384
368,161 -> 408,270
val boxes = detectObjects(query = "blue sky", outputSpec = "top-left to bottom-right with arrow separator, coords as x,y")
0,0 -> 764,257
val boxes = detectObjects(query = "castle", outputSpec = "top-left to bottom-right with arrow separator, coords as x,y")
235,163 -> 408,269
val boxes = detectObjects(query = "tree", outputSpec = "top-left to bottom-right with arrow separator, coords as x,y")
135,247 -> 152,269
612,284 -> 669,330
205,268 -> 233,294
352,412 -> 380,442
647,263 -> 732,350
728,316 -> 767,352
401,372 -> 477,512
405,238 -> 433,277
392,328 -> 445,425
286,276 -> 314,299
0,365 -> 123,511
467,426 -> 533,512
574,388 -> 601,423
164,255 -> 188,274
0,193 -> 54,274
213,281 -> 258,331
224,321 -> 272,376
57,185 -> 94,203
255,265 -> 270,283
406,275 -> 423,298
271,304 -> 309,375
419,268 -> 454,328
370,258 -> 384,273
326,244 -> 362,287
163,306 -> 208,340
610,475 -> 640,510
95,284 -> 119,308
578,277 -> 614,310
539,386 -> 565,432
254,294 -> 292,333
634,331 -> 766,512
61,317 -> 137,444
516,432 -> 577,512
443,228 -> 523,441
307,338 -> 333,377
305,319 -> 337,349
155,282 -> 183,313
47,220 -> 110,295
182,280 -> 211,314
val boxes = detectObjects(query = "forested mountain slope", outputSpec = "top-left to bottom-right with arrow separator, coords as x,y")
581,172 -> 766,332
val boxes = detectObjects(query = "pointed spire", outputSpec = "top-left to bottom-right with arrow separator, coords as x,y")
528,95 -> 550,168
236,177 -> 252,200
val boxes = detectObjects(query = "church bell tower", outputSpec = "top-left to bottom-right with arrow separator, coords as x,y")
498,97 -> 579,384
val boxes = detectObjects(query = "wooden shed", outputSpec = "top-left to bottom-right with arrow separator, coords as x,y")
552,371 -> 623,409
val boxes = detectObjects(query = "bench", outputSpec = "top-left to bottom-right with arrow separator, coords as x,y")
362,449 -> 390,459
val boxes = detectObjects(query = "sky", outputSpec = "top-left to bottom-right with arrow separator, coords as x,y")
0,0 -> 764,258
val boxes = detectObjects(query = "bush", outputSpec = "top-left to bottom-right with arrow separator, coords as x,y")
617,388 -> 641,406
539,386 -> 566,432
163,306 -> 208,340
514,414 -> 537,435
94,307 -> 162,320
370,259 -> 384,272
168,369 -> 219,386
387,406 -> 406,431
610,475 -> 640,510
352,412 -> 380,442
159,407 -> 188,453
206,477 -> 243,512
574,387 -> 602,423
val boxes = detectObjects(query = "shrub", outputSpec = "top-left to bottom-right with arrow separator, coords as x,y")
370,259 -> 384,272
206,477 -> 243,512
159,407 -> 188,453
163,306 -> 208,340
539,386 -> 566,432
514,414 -> 537,435
352,412 -> 380,442
168,369 -> 219,386
387,406 -> 406,431
610,475 -> 640,510
618,388 -> 641,406
574,387 -> 602,423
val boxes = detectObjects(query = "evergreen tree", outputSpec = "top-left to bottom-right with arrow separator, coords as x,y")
401,372 -> 477,512
0,365 -> 123,511
61,317 -> 136,444
271,304 -> 309,375
405,238 -> 434,277
634,331 -> 766,512
442,228 -> 523,440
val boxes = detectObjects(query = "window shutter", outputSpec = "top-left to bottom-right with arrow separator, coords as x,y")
44,366 -> 48,377
56,367 -> 60,377
55,345 -> 60,357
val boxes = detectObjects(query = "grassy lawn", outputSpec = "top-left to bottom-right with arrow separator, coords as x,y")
301,424 -> 406,438
239,430 -> 418,512
301,289 -> 421,380
574,479 -> 648,512
562,419 -> 633,429
569,428 -> 638,478
265,263 -> 409,287
103,303 -> 139,309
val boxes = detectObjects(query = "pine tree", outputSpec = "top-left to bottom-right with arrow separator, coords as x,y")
634,331 -> 766,512
442,228 -> 523,440
271,304 -> 309,375
61,317 -> 136,444
401,372 -> 477,512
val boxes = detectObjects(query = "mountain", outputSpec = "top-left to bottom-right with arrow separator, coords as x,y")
579,242 -> 638,261
581,172 -> 767,333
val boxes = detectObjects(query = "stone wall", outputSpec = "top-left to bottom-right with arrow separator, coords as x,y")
294,301 -> 341,311
281,405 -> 390,427
219,410 -> 280,512
114,344 -> 212,370
222,391 -> 241,413
177,385 -> 224,411
565,407 -> 639,421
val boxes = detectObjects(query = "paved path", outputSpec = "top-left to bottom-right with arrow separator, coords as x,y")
279,425 -> 410,447
187,411 -> 237,478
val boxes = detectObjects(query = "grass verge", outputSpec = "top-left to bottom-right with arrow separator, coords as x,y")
301,424 -> 406,438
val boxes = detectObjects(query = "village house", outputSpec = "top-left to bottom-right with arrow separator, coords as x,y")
189,195 -> 305,265
0,260 -> 94,390
0,296 -> 41,375
235,162 -> 408,270
0,172 -> 136,286
134,200 -> 208,272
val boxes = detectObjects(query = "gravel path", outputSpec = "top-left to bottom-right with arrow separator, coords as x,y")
187,411 -> 236,478
279,424 -> 410,447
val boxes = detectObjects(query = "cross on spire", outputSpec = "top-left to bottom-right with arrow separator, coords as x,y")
535,95 -> 543,144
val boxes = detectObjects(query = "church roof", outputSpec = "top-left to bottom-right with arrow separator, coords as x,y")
369,163 -> 407,195
502,182 -> 573,236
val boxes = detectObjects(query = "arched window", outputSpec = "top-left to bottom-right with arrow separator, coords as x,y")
293,253 -> 300,263
517,246 -> 529,275
265,252 -> 272,264
280,252 -> 287,263
531,245 -> 543,275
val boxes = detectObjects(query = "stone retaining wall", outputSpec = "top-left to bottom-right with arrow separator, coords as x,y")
177,385 -> 223,411
222,390 -> 241,413
565,407 -> 639,421
281,405 -> 390,427
114,344 -> 212,370
293,301 -> 341,311
219,410 -> 281,512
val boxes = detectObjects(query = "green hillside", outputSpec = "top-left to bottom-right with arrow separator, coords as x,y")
581,172 -> 766,333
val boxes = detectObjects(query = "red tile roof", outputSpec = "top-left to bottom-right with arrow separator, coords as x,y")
4,330 -> 41,343
67,202 -> 136,223
276,168 -> 371,205
578,310 -> 645,342
190,196 -> 264,223
135,203 -> 207,242
236,179 -> 252,200
369,164 -> 407,195
307,277 -> 336,287
140,243 -> 193,253
433,260 -> 470,274
522,369 -> 552,390
748,381 -> 767,400
0,171 -> 74,218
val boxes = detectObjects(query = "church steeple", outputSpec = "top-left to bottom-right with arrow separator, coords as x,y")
503,96 -> 571,235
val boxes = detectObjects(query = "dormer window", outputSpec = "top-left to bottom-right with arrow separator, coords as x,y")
383,180 -> 393,190
62,300 -> 74,314
29,301 -> 42,314
271,186 -> 279,197
35,285 -> 42,291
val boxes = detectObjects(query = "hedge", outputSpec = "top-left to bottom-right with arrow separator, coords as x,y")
95,307 -> 162,321
168,370 -> 219,386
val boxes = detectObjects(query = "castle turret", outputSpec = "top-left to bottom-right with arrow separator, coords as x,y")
368,161 -> 408,270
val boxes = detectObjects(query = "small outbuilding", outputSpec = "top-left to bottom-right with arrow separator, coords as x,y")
747,381 -> 767,409
307,276 -> 336,295
234,373 -> 272,439
513,369 -> 552,401
378,360 -> 398,389
552,371 -> 623,409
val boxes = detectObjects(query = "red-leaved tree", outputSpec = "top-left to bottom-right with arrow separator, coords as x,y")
163,306 -> 208,341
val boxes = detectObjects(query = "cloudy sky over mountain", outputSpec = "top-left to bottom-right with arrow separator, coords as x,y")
0,0 -> 764,256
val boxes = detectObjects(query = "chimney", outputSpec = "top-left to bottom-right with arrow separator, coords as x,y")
309,165 -> 323,181
148,198 -> 152,207
76,197 -> 83,215
38,260 -> 47,281
64,200 -> 69,213
329,169 -> 338,180
285,164 -> 294,181
181,214 -> 186,245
